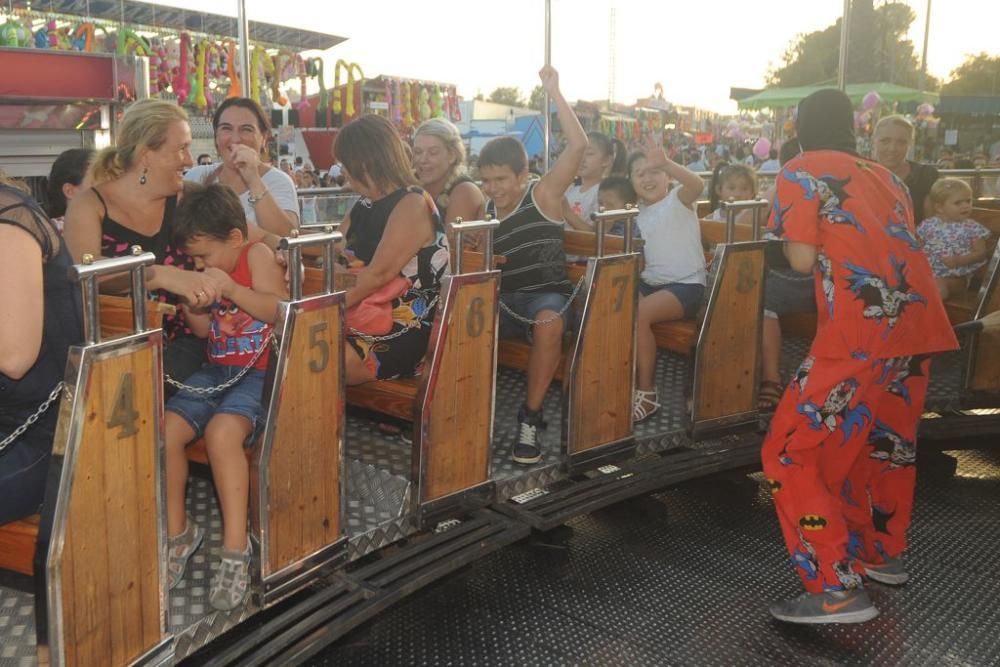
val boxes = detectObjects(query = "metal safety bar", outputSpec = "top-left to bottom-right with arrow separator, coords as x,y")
450,217 -> 501,275
938,168 -> 1000,200
590,205 -> 640,256
67,246 -> 156,345
278,228 -> 343,301
721,198 -> 771,242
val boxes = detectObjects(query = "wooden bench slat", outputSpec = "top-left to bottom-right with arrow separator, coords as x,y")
0,515 -> 40,576
346,377 -> 420,422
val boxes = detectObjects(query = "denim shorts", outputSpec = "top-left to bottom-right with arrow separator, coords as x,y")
499,291 -> 575,340
639,281 -> 705,319
763,268 -> 817,317
165,365 -> 267,446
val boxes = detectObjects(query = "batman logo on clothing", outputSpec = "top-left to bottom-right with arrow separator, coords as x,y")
799,515 -> 828,531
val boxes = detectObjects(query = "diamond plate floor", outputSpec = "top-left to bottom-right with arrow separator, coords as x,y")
309,445 -> 1000,666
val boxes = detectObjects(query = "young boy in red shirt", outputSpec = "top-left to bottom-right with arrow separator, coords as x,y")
163,183 -> 287,611
762,89 -> 958,624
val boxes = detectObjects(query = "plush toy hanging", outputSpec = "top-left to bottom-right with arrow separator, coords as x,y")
33,22 -> 49,48
271,50 -> 294,106
306,57 -> 328,125
72,22 -> 97,52
392,79 -> 403,124
384,78 -> 394,120
173,32 -> 191,104
449,86 -> 461,122
295,55 -> 310,112
431,85 -> 444,118
116,28 -> 149,57
1,18 -> 31,47
332,60 -> 365,120
191,41 -> 208,110
249,46 -> 261,105
418,86 -> 431,122
224,39 -> 242,99
400,81 -> 412,129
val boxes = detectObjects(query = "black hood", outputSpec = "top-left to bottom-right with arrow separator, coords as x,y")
795,89 -> 858,155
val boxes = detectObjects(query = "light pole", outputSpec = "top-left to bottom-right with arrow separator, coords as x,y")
837,0 -> 851,91
543,0 -> 551,173
919,0 -> 932,91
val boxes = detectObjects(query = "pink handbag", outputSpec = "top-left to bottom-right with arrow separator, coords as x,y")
346,276 -> 411,335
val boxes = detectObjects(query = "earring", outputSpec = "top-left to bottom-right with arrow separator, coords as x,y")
139,168 -> 148,186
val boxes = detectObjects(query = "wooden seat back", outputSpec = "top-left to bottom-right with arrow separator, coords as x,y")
965,244 -> 1000,395
250,230 -> 346,604
98,295 -> 175,338
36,252 -> 172,667
563,210 -> 640,463
412,220 -> 501,521
690,241 -> 768,435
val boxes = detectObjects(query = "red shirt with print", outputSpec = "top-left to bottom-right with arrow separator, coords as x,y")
767,150 -> 957,360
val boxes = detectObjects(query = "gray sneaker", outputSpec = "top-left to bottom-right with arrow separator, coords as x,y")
167,517 -> 204,590
860,556 -> 909,586
769,589 -> 879,624
210,543 -> 251,611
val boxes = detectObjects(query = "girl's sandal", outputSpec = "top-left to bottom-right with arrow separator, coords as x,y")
758,380 -> 784,411
633,390 -> 660,423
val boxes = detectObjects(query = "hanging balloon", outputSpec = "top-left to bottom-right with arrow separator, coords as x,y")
753,137 -> 771,160
862,90 -> 881,111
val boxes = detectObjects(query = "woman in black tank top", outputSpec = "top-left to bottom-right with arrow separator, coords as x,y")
336,115 -> 450,384
64,100 -> 223,389
0,180 -> 84,524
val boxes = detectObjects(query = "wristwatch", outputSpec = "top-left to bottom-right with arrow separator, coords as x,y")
247,189 -> 269,205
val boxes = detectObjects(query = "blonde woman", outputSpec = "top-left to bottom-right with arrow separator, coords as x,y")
412,118 -> 485,225
64,98 -> 220,388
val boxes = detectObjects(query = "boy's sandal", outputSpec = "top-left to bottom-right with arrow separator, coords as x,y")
167,517 -> 205,590
758,381 -> 784,411
633,390 -> 660,423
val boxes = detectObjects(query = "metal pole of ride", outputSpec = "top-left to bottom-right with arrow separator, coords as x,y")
237,0 -> 252,98
543,0 -> 551,173
838,0 -> 851,91
919,0 -> 932,93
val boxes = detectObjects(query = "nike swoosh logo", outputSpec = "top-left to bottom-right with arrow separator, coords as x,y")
822,598 -> 856,613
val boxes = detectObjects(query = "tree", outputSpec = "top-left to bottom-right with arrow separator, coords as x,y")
488,87 -> 524,107
942,53 -> 1000,96
528,85 -> 546,111
766,1 -> 939,90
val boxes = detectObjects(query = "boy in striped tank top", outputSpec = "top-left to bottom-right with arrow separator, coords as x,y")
479,65 -> 588,464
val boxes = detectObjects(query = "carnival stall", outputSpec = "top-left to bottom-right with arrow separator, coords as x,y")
0,0 -> 346,177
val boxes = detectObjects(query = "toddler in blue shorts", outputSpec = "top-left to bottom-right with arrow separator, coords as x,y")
161,183 -> 287,611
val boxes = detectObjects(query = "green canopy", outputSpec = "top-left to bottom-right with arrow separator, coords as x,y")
738,83 -> 939,110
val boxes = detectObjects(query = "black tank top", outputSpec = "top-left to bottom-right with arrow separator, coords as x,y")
0,186 -> 83,442
488,182 -> 571,295
93,188 -> 193,340
346,186 -> 447,292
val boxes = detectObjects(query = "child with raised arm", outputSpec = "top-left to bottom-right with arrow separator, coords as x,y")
480,65 -> 587,464
163,183 -> 287,611
629,139 -> 707,422
563,133 -> 627,231
917,178 -> 992,299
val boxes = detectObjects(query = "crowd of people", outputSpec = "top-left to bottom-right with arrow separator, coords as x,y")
1,71 -> 996,622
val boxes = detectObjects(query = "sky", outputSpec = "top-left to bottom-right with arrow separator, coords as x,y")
143,0 -> 998,113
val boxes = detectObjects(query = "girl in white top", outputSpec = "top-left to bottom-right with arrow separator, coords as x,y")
563,132 -> 626,231
183,97 -> 299,241
629,139 -> 707,422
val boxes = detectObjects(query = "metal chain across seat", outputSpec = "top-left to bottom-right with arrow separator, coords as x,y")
498,275 -> 587,327
165,332 -> 277,396
0,382 -> 67,453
